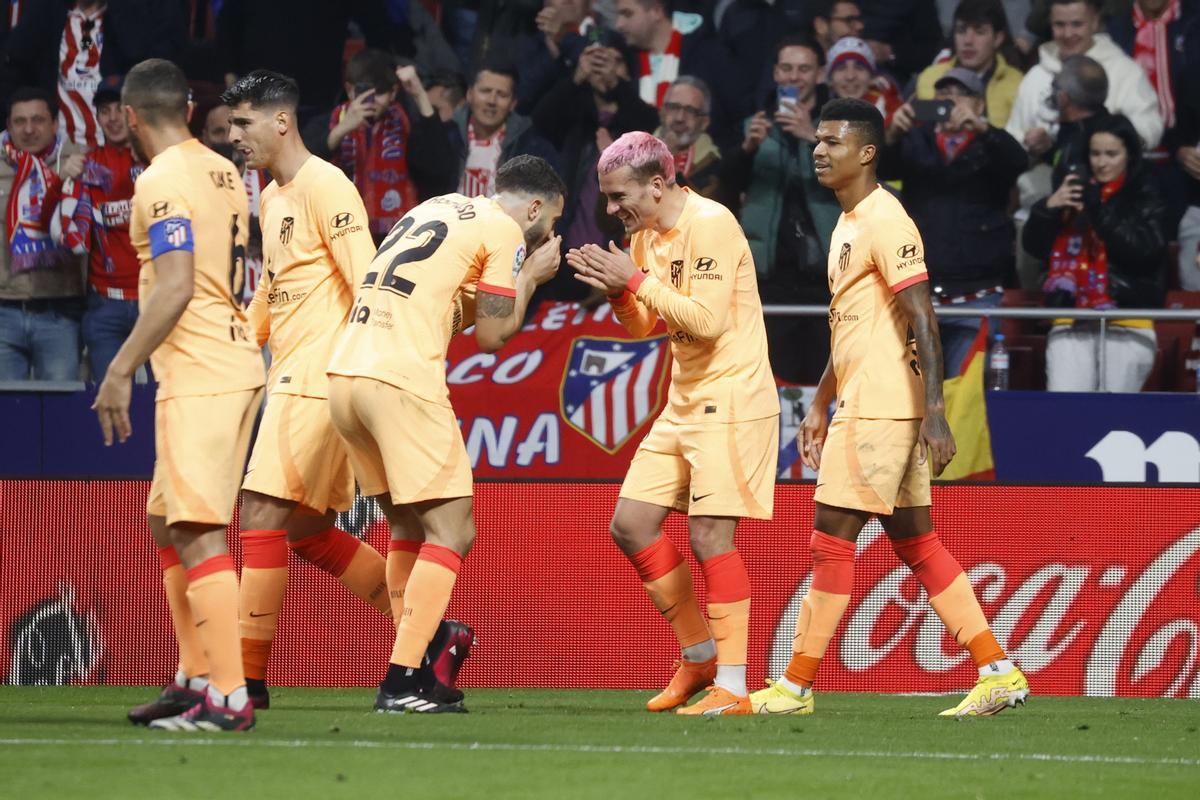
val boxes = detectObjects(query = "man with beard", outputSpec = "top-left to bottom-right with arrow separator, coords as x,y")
94,58 -> 265,731
654,76 -> 721,198
326,155 -> 564,713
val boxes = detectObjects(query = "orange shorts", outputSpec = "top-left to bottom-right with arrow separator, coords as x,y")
328,375 -> 472,505
147,387 -> 264,526
242,393 -> 356,513
814,416 -> 931,515
619,415 -> 778,520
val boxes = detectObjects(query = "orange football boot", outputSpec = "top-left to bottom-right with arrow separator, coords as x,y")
645,657 -> 717,712
676,685 -> 752,716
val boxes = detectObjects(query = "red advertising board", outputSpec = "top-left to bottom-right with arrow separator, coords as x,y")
2,481 -> 1198,697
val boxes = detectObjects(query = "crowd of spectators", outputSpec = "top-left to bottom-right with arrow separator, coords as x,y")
0,0 -> 1196,392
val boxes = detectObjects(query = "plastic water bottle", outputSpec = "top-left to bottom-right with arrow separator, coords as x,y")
988,334 -> 1010,391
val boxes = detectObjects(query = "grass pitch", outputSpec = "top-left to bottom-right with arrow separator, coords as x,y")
1,687 -> 1197,799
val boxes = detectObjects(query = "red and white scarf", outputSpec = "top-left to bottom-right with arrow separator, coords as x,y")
936,129 -> 976,162
459,121 -> 505,197
2,131 -> 73,274
1133,0 -> 1179,129
330,100 -> 418,237
1043,177 -> 1125,309
58,6 -> 105,148
638,28 -> 682,108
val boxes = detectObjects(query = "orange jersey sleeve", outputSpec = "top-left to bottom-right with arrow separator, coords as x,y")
624,190 -> 777,424
610,290 -> 657,338
327,194 -> 525,406
257,157 -> 375,398
130,139 -> 263,399
826,187 -> 926,420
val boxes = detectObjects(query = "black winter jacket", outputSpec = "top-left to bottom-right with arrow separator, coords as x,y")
881,124 -> 1028,296
1023,170 -> 1168,308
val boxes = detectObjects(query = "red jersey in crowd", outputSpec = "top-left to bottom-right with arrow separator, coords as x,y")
71,144 -> 143,299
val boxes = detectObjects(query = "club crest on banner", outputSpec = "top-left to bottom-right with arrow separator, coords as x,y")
560,336 -> 668,453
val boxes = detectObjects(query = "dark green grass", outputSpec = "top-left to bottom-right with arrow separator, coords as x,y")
1,688 -> 1197,799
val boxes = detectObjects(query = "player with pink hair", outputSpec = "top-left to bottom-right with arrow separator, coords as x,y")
567,132 -> 778,716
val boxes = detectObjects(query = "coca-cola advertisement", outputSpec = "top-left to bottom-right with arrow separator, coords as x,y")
1,480 -> 1197,696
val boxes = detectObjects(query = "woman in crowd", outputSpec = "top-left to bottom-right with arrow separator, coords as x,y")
1023,113 -> 1167,392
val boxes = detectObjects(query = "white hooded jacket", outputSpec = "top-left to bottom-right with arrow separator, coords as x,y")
1006,33 -> 1163,150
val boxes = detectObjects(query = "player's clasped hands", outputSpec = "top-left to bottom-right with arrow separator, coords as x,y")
92,369 -> 133,446
799,402 -> 829,471
566,241 -> 637,295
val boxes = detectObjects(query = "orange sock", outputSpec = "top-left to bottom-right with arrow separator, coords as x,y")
292,527 -> 389,616
784,531 -> 855,688
892,532 -> 1005,667
238,529 -> 287,682
186,555 -> 244,696
159,546 -> 209,679
700,551 -> 750,666
390,544 -> 462,668
629,536 -> 711,649
386,540 -> 421,623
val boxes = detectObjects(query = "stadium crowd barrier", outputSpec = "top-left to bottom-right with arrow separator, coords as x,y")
3,481 -> 1197,697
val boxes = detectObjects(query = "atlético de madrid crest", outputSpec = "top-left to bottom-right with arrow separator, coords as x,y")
560,336 -> 668,453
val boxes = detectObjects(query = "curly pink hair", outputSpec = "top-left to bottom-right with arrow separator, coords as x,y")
596,131 -> 676,185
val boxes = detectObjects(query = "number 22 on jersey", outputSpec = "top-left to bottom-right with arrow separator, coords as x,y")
350,215 -> 448,324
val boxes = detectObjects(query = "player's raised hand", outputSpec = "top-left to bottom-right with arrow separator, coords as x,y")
917,411 -> 956,477
92,369 -> 134,446
521,235 -> 562,286
799,402 -> 829,471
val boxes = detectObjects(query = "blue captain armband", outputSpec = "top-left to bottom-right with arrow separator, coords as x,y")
148,217 -> 195,258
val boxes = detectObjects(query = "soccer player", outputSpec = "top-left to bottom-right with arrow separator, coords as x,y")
92,59 -> 265,731
567,132 -> 779,716
222,70 -> 475,711
749,98 -> 1029,717
325,155 -> 565,713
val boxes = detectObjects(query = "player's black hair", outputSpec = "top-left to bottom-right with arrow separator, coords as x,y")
6,86 -> 55,121
819,97 -> 884,152
221,70 -> 300,112
495,155 -> 567,200
774,34 -> 825,67
122,58 -> 189,125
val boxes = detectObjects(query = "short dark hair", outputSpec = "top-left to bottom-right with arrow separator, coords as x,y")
6,86 -> 55,121
811,0 -> 858,21
1059,54 -> 1108,113
819,97 -> 884,151
471,61 -> 518,90
775,34 -> 825,67
495,155 -> 567,200
953,0 -> 1008,33
345,48 -> 397,92
221,69 -> 300,112
122,58 -> 189,125
1049,0 -> 1100,10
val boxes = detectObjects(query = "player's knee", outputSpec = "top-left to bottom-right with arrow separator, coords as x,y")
609,512 -> 645,553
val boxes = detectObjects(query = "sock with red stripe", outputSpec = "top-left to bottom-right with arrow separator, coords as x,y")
238,529 -> 287,684
781,531 -> 856,694
291,527 -> 389,616
629,536 -> 715,662
158,545 -> 209,681
185,554 -> 246,702
701,550 -> 751,696
387,544 -> 462,678
891,531 -> 1012,674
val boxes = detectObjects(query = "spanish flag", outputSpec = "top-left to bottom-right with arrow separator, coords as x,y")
941,323 -> 995,480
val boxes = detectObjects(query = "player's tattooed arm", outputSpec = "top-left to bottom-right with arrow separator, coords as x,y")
895,280 -> 957,476
476,291 -> 516,319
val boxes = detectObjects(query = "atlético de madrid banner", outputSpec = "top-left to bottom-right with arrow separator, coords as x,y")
447,300 -> 672,478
